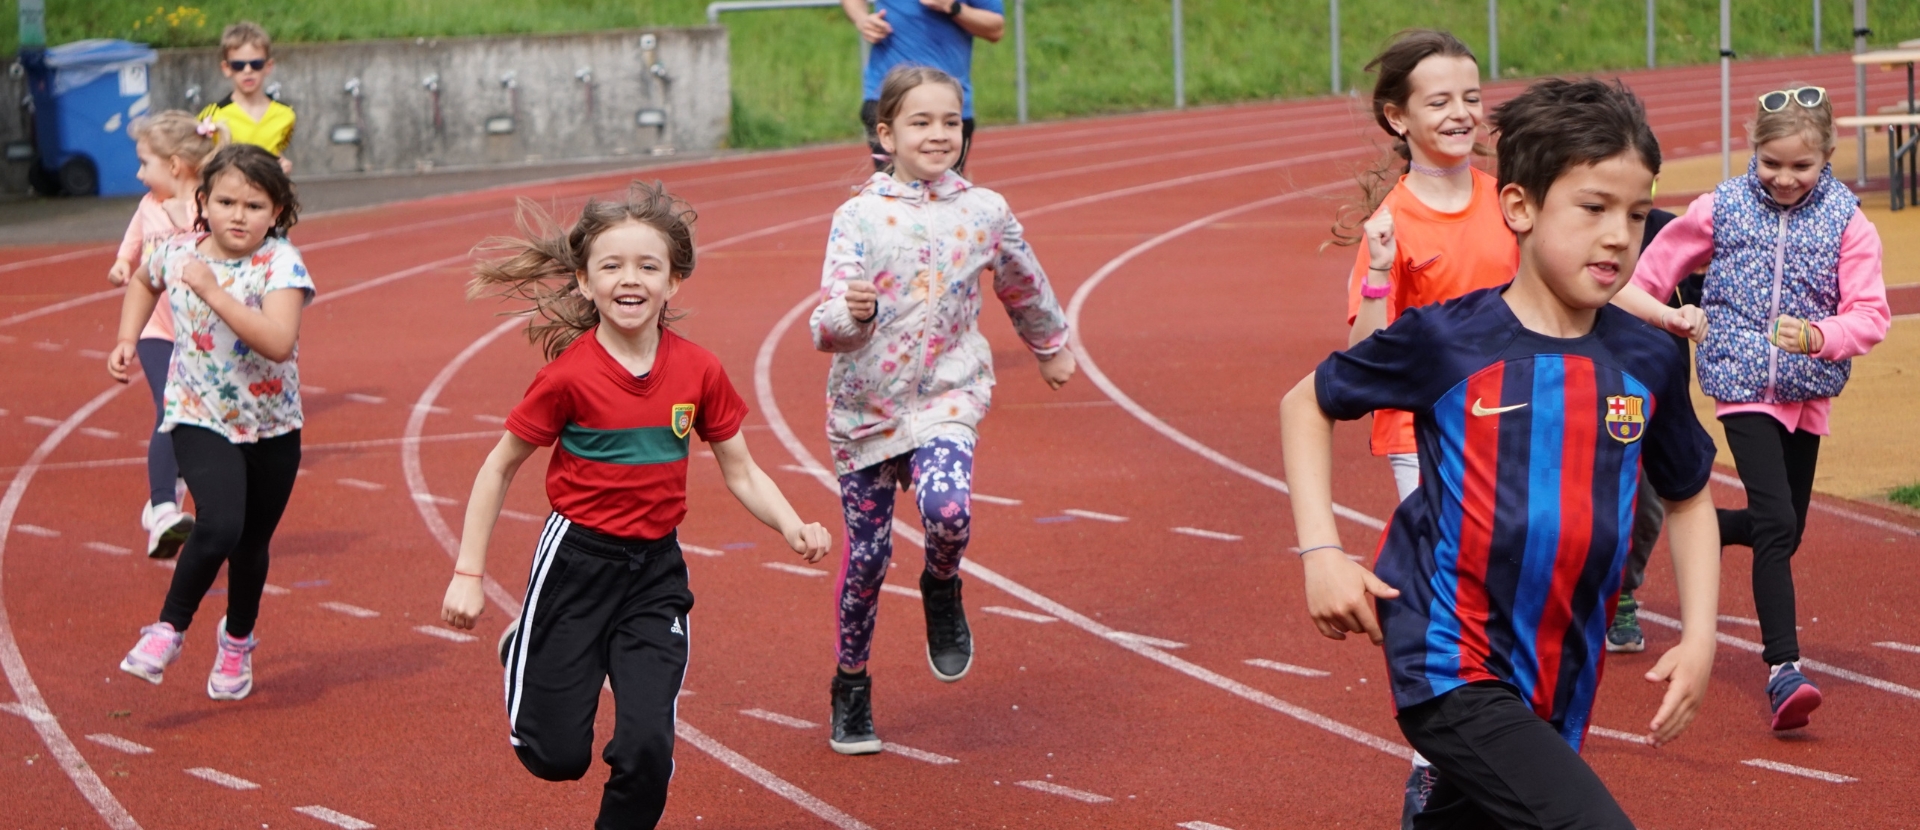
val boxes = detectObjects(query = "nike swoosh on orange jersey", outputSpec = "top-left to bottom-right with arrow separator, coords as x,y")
1470,398 -> 1528,417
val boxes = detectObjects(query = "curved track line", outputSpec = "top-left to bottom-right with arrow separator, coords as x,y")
0,384 -> 141,830
673,721 -> 874,830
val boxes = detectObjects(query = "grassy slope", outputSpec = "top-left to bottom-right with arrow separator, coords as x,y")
6,1 -> 1916,148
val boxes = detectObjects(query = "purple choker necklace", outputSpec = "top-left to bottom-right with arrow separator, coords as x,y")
1410,159 -> 1472,177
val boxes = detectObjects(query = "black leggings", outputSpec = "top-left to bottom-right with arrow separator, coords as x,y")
160,426 -> 301,638
136,337 -> 180,507
1718,413 -> 1821,666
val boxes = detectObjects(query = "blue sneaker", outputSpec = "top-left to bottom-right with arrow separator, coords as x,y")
1401,762 -> 1436,829
1766,661 -> 1822,731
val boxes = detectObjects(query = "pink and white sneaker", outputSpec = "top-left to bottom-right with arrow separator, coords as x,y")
145,502 -> 194,560
119,622 -> 184,684
207,617 -> 256,701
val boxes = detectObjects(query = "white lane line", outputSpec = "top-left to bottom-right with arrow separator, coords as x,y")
880,584 -> 923,599
1718,614 -> 1761,627
336,478 -> 385,492
676,720 -> 875,830
24,415 -> 63,427
304,385 -> 327,394
1015,780 -> 1113,804
0,701 -> 55,722
185,766 -> 260,790
79,349 -> 109,360
764,562 -> 830,578
758,290 -> 1414,762
778,463 -> 834,480
972,494 -> 1022,506
85,542 -> 132,556
1874,641 -> 1920,655
261,584 -> 291,596
78,427 -> 119,439
740,708 -> 819,729
1172,527 -> 1241,542
293,805 -> 376,829
84,734 -> 154,755
411,493 -> 457,506
681,543 -> 725,557
318,602 -> 380,619
343,393 -> 387,404
414,625 -> 478,643
499,509 -> 542,523
13,524 -> 59,538
1639,610 -> 1920,701
1244,659 -> 1331,678
472,413 -> 508,425
1179,822 -> 1237,830
1587,726 -> 1653,746
411,403 -> 451,415
1063,508 -> 1128,522
32,341 -> 63,352
1107,631 -> 1186,649
1711,471 -> 1918,537
1741,758 -> 1859,784
983,606 -> 1059,624
883,743 -> 959,764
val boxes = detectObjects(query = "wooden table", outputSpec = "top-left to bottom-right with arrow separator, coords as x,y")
1850,49 -> 1920,210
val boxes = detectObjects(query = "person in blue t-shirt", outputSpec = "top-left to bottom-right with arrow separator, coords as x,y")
843,0 -> 1004,173
1281,79 -> 1724,829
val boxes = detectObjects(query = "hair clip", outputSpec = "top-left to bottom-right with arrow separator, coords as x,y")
195,120 -> 219,136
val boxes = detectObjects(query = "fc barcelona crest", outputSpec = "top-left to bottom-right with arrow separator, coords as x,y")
671,404 -> 696,440
1604,395 -> 1646,444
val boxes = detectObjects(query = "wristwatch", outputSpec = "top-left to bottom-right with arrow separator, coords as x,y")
947,1 -> 966,17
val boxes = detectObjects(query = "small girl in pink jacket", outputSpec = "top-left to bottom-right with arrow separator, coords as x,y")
809,65 -> 1074,756
1613,85 -> 1889,733
108,111 -> 220,558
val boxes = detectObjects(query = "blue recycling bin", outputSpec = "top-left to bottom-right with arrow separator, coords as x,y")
20,39 -> 157,197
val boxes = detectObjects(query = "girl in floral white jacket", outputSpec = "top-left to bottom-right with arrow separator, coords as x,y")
809,65 -> 1074,755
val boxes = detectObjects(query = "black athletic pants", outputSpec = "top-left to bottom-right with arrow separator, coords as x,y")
504,515 -> 694,830
159,426 -> 301,638
136,337 -> 181,507
1397,682 -> 1633,830
1718,413 -> 1821,666
1620,472 -> 1665,595
861,99 -> 975,175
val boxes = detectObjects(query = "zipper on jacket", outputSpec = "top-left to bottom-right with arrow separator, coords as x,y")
1762,206 -> 1794,403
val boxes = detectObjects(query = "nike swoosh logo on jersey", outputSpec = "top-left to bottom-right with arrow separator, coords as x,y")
1471,398 -> 1528,417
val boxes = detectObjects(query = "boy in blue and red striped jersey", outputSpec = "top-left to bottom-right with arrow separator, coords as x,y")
1281,78 -> 1723,830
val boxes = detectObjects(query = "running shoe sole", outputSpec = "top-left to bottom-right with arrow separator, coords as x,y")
118,656 -> 166,685
207,676 -> 253,700
149,514 -> 194,560
1604,634 -> 1646,653
829,737 -> 883,755
927,646 -> 972,683
1771,683 -> 1823,731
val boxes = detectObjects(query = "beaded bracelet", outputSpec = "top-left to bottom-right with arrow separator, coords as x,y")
1296,544 -> 1345,558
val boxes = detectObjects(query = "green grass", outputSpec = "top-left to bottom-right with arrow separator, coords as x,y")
1893,483 -> 1920,510
6,1 -> 1918,148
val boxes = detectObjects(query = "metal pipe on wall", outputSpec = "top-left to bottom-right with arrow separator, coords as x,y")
1855,0 -> 1870,186
1172,0 -> 1185,109
1487,0 -> 1499,79
1814,0 -> 1823,54
1330,0 -> 1341,95
1720,0 -> 1732,180
1015,0 -> 1028,124
1646,0 -> 1656,68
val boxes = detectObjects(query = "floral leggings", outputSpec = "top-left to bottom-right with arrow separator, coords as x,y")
835,436 -> 973,670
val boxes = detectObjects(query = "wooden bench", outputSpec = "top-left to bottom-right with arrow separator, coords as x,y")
1838,113 -> 1920,210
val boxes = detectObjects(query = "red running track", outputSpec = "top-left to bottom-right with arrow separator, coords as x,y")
4,55 -> 1919,829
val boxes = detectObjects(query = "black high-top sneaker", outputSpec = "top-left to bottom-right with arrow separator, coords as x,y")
920,570 -> 973,682
829,671 -> 882,755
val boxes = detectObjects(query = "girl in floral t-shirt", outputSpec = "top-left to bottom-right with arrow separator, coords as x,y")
106,145 -> 313,702
809,65 -> 1073,755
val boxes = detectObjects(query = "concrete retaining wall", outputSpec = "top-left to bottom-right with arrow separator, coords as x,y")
2,26 -> 728,195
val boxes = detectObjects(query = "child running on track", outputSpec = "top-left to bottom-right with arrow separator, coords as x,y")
1331,30 -> 1517,823
810,64 -> 1073,755
106,145 -> 312,701
1282,79 -> 1723,829
1612,84 -> 1889,732
108,110 -> 220,558
440,181 -> 831,830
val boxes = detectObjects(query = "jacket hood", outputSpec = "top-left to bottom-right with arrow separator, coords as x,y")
860,170 -> 973,203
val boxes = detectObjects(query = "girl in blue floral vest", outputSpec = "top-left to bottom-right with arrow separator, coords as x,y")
1615,86 -> 1890,733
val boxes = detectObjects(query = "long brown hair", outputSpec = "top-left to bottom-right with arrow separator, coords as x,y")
469,180 -> 698,361
1330,29 -> 1482,247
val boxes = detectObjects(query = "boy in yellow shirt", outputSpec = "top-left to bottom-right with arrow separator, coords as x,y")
198,22 -> 295,174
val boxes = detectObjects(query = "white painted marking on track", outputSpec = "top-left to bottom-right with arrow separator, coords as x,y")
499,509 -> 541,523
343,393 -> 387,404
1243,659 -> 1330,678
1718,614 -> 1762,627
1741,758 -> 1858,784
1711,471 -> 1919,537
318,601 -> 380,619
411,403 -> 451,415
884,743 -> 959,764
154,559 -> 175,570
261,584 -> 290,595
1179,822 -> 1237,830
185,766 -> 260,790
681,543 -> 725,557
778,463 -> 835,481
675,720 -> 875,830
740,708 -> 819,729
971,494 -> 1022,506
982,606 -> 1058,624
1063,508 -> 1128,522
415,625 -> 478,643
23,416 -> 61,427
78,427 -> 119,439
1640,610 -> 1920,700
337,478 -> 385,491
764,562 -> 829,578
78,349 -> 109,360
411,493 -> 457,506
0,701 -> 55,722
1107,631 -> 1186,649
1586,726 -> 1653,745
880,584 -> 922,599
84,541 -> 131,556
472,413 -> 507,425
32,341 -> 62,352
1874,641 -> 1920,655
12,524 -> 58,538
293,805 -> 376,829
1015,780 -> 1113,804
1172,526 -> 1241,541
303,385 -> 327,394
84,733 -> 153,754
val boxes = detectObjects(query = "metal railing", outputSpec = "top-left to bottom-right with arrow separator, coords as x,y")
706,0 -> 841,26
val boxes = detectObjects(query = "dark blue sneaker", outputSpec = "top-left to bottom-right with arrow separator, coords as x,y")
1606,594 -> 1645,653
1766,661 -> 1822,731
1400,762 -> 1436,829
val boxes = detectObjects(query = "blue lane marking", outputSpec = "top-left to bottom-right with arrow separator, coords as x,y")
292,579 -> 330,588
